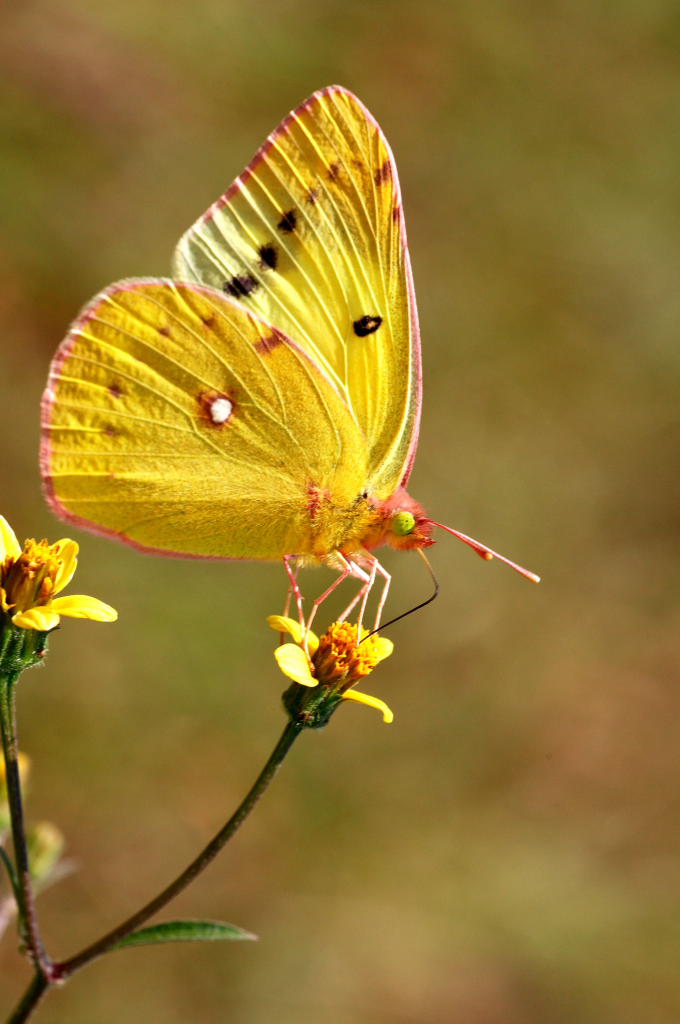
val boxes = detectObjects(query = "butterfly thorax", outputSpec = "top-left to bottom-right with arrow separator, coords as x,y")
299,488 -> 374,564
302,486 -> 433,566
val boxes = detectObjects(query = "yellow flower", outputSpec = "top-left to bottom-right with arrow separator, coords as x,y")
0,516 -> 117,632
267,615 -> 394,724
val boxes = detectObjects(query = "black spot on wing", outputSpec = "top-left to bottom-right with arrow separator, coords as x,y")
258,244 -> 278,270
353,315 -> 383,337
223,274 -> 259,299
277,209 -> 297,233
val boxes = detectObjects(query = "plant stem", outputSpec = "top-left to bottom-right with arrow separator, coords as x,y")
7,707 -> 302,1021
0,672 -> 49,975
53,718 -> 303,979
6,971 -> 48,1024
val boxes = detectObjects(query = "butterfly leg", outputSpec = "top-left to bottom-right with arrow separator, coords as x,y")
372,559 -> 392,633
336,556 -> 391,637
337,556 -> 376,627
305,554 -> 369,639
283,555 -> 305,628
354,558 -> 378,636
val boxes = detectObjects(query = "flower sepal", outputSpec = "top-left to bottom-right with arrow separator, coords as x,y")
281,680 -> 345,730
0,623 -> 50,681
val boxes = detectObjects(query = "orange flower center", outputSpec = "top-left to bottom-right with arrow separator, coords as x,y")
312,622 -> 386,690
1,540 -> 61,614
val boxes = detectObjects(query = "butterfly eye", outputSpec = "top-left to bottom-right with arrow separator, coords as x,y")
392,511 -> 416,537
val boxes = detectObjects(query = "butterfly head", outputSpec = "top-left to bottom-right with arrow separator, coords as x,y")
387,509 -> 434,551
376,489 -> 434,552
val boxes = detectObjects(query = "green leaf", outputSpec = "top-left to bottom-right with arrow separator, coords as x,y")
112,919 -> 257,950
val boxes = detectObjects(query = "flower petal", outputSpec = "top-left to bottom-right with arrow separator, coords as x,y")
0,517 -> 21,562
52,540 -> 79,594
342,688 -> 394,724
267,615 -> 319,655
274,644 -> 317,687
267,615 -> 304,642
371,637 -> 394,663
13,606 -> 60,632
49,595 -> 118,622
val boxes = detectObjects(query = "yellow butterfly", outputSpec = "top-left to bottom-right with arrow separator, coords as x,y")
41,86 -> 537,628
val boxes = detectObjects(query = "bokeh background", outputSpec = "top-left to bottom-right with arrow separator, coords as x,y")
1,2 -> 679,1021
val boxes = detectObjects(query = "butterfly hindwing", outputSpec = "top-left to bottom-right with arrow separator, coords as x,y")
41,279 -> 369,559
173,85 -> 421,500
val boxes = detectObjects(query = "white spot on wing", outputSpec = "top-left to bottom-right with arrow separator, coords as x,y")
210,397 -> 233,424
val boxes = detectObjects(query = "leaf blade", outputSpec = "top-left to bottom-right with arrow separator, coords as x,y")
112,919 -> 257,951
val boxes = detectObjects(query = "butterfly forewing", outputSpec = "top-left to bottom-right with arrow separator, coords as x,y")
173,86 -> 421,499
42,279 -> 368,559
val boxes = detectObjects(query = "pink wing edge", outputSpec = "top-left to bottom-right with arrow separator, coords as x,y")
40,276 -> 350,562
189,84 -> 423,489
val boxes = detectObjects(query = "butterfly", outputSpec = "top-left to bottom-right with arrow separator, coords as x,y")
41,85 -> 538,630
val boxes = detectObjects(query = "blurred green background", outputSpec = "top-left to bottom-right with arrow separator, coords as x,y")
2,1 -> 679,1021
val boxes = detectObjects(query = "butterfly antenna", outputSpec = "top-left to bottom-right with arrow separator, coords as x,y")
427,520 -> 540,583
362,548 -> 439,641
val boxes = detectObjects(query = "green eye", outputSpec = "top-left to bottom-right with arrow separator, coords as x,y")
392,511 -> 416,537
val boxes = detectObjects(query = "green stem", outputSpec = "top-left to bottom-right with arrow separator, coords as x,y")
6,971 -> 48,1024
51,719 -> 303,981
0,628 -> 12,667
0,672 -> 49,976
